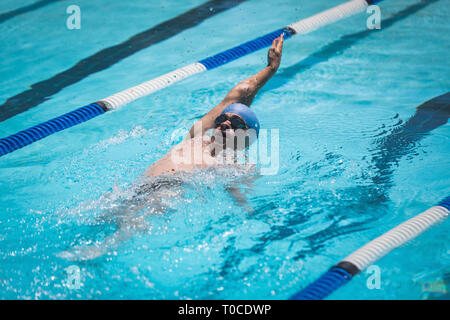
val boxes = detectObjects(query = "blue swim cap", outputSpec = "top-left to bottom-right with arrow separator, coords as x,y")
221,103 -> 260,136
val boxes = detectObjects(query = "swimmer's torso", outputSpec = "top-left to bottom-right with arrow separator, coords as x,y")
145,135 -> 220,177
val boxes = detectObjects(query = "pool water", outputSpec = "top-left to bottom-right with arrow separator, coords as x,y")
0,0 -> 449,299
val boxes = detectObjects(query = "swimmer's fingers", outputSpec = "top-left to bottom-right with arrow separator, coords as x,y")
271,37 -> 279,49
277,33 -> 284,51
270,34 -> 284,54
268,35 -> 283,70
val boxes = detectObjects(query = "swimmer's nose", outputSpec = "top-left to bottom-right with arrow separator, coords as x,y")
220,121 -> 232,131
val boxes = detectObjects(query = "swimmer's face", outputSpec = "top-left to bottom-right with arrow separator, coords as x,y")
214,113 -> 248,132
212,113 -> 251,151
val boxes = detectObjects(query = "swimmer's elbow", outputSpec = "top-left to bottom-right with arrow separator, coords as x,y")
228,82 -> 256,105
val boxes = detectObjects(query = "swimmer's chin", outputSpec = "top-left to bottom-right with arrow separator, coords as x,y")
210,139 -> 226,149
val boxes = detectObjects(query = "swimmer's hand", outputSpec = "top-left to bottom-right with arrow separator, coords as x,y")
267,33 -> 284,71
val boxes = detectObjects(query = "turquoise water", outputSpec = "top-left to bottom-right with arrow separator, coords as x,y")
0,0 -> 449,299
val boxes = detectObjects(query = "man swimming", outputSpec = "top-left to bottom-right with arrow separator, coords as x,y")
59,34 -> 285,261
146,33 -> 284,176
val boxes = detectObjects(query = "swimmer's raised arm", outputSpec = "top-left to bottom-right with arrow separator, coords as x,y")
235,33 -> 284,107
187,34 -> 284,138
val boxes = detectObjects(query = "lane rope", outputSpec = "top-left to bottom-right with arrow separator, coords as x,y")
0,0 -> 383,157
289,196 -> 450,300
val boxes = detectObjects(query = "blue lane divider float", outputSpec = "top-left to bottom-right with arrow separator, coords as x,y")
0,103 -> 105,156
289,267 -> 352,300
437,196 -> 450,210
0,0 -> 383,157
199,28 -> 292,70
290,196 -> 450,300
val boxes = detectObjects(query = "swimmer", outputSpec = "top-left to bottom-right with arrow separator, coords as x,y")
147,33 -> 284,176
59,34 -> 285,261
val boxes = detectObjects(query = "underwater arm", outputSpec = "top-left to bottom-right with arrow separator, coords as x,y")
226,174 -> 260,215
